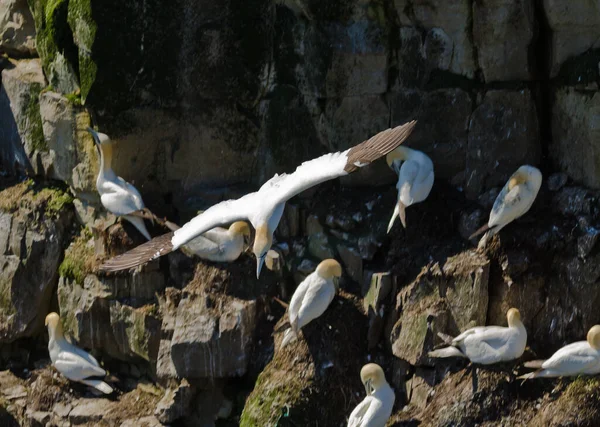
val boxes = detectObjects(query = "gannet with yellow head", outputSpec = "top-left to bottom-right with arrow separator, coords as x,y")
87,127 -> 152,240
45,312 -> 114,394
280,259 -> 342,348
470,165 -> 542,249
385,146 -> 434,232
518,325 -> 600,379
97,121 -> 418,278
180,221 -> 251,262
428,308 -> 527,365
347,363 -> 395,427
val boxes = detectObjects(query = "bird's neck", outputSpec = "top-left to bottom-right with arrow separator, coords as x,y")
98,144 -> 114,175
48,325 -> 65,344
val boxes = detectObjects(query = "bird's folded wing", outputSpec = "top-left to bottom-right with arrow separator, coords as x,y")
55,351 -> 106,380
288,278 -> 311,329
100,181 -> 145,215
348,397 -> 372,427
542,346 -> 597,370
451,328 -> 478,345
183,235 -> 222,257
297,280 -> 336,324
488,185 -> 521,228
266,121 -> 417,207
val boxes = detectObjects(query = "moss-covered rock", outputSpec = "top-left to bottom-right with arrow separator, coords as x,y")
57,227 -> 95,284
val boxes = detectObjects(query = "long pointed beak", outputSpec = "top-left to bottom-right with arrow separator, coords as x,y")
256,255 -> 266,279
364,379 -> 372,396
87,127 -> 101,150
387,203 -> 400,234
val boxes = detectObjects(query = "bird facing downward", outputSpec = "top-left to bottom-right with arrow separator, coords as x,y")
97,121 -> 417,278
470,165 -> 542,250
280,259 -> 342,348
518,325 -> 600,380
45,312 -> 114,394
180,221 -> 251,262
347,363 -> 395,427
428,308 -> 527,365
88,127 -> 151,241
385,146 -> 434,232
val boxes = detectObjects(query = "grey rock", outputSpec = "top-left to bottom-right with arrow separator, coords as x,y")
478,187 -> 501,210
406,368 -> 436,410
336,244 -> 363,283
154,379 -> 195,424
501,250 -> 531,277
364,272 -> 394,350
305,214 -> 323,236
52,402 -> 72,418
547,172 -> 569,191
578,227 -> 600,258
25,410 -> 50,427
69,399 -> 116,425
458,209 -> 485,241
0,0 -> 36,56
120,416 -> 163,427
307,232 -> 334,260
3,385 -> 27,400
552,187 -> 594,216
357,235 -> 381,261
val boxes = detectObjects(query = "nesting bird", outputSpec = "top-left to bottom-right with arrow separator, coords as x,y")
97,121 -> 417,277
280,259 -> 342,348
385,146 -> 434,232
45,312 -> 114,394
518,325 -> 600,380
428,308 -> 527,365
347,363 -> 395,427
180,221 -> 251,262
88,127 -> 151,240
470,165 -> 542,250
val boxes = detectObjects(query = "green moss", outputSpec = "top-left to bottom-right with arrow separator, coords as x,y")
64,90 -> 82,106
58,228 -> 95,284
67,0 -> 96,102
0,180 -> 34,212
29,0 -> 69,73
39,188 -> 73,215
25,84 -> 47,152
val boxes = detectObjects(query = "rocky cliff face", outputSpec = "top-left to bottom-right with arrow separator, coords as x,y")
1,0 -> 600,426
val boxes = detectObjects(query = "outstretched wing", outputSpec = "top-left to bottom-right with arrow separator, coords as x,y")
264,121 -> 417,207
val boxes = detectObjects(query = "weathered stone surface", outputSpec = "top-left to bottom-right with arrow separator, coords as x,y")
0,59 -> 46,176
69,399 -> 116,425
473,0 -> 535,82
543,0 -> 600,76
154,379 -> 195,424
390,88 -> 472,181
364,271 -> 394,350
466,90 -> 540,198
552,187 -> 595,217
405,368 -> 435,410
337,244 -> 363,283
0,181 -> 73,342
0,0 -> 36,56
551,88 -> 600,189
391,252 -> 489,365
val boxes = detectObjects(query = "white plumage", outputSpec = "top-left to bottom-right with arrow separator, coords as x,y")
88,127 -> 151,240
180,221 -> 250,262
518,325 -> 600,379
280,259 -> 342,348
45,312 -> 113,394
472,165 -> 542,249
385,146 -> 434,232
347,364 -> 394,427
428,308 -> 527,365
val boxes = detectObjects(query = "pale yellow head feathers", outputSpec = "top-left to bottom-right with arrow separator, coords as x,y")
360,363 -> 386,394
386,146 -> 408,169
508,173 -> 527,190
87,127 -> 112,146
587,325 -> 600,349
316,259 -> 342,279
253,224 -> 273,278
45,312 -> 63,337
229,221 -> 250,238
507,308 -> 522,327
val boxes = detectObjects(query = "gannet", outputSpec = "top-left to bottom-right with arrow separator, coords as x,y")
385,146 -> 434,232
280,259 -> 342,348
88,127 -> 151,240
45,312 -> 114,394
347,363 -> 395,427
469,165 -> 542,249
97,121 -> 417,277
518,325 -> 600,380
180,221 -> 251,262
428,308 -> 527,365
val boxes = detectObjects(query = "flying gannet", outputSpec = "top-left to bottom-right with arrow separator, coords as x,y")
518,325 -> 600,380
385,146 -> 434,232
428,308 -> 527,365
469,165 -> 542,250
97,121 -> 417,277
347,363 -> 395,427
88,127 -> 152,240
180,221 -> 251,262
280,259 -> 342,348
45,312 -> 114,394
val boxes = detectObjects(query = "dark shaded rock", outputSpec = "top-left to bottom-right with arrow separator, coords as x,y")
458,209 -> 485,241
0,0 -> 36,56
547,172 -> 568,191
363,271 -> 394,350
578,226 -> 600,258
552,187 -> 595,216
154,379 -> 195,424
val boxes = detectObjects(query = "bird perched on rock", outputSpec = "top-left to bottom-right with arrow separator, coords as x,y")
97,121 -> 417,277
180,221 -> 251,262
470,165 -> 542,250
45,312 -> 114,394
347,363 -> 395,427
428,308 -> 527,365
518,325 -> 600,380
88,127 -> 153,240
385,146 -> 434,232
280,259 -> 342,348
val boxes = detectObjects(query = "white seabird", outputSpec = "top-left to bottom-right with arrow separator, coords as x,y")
97,121 -> 417,277
180,221 -> 251,262
470,165 -> 542,250
280,259 -> 342,348
428,308 -> 527,365
87,127 -> 152,240
385,146 -> 434,232
45,312 -> 114,394
518,325 -> 600,379
347,363 -> 395,427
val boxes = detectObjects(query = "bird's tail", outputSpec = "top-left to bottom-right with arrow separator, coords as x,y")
123,215 -> 151,240
469,223 -> 490,240
280,328 -> 298,349
428,346 -> 466,359
523,360 -> 546,369
437,332 -> 455,345
387,201 -> 406,233
98,231 -> 175,272
81,378 -> 114,394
